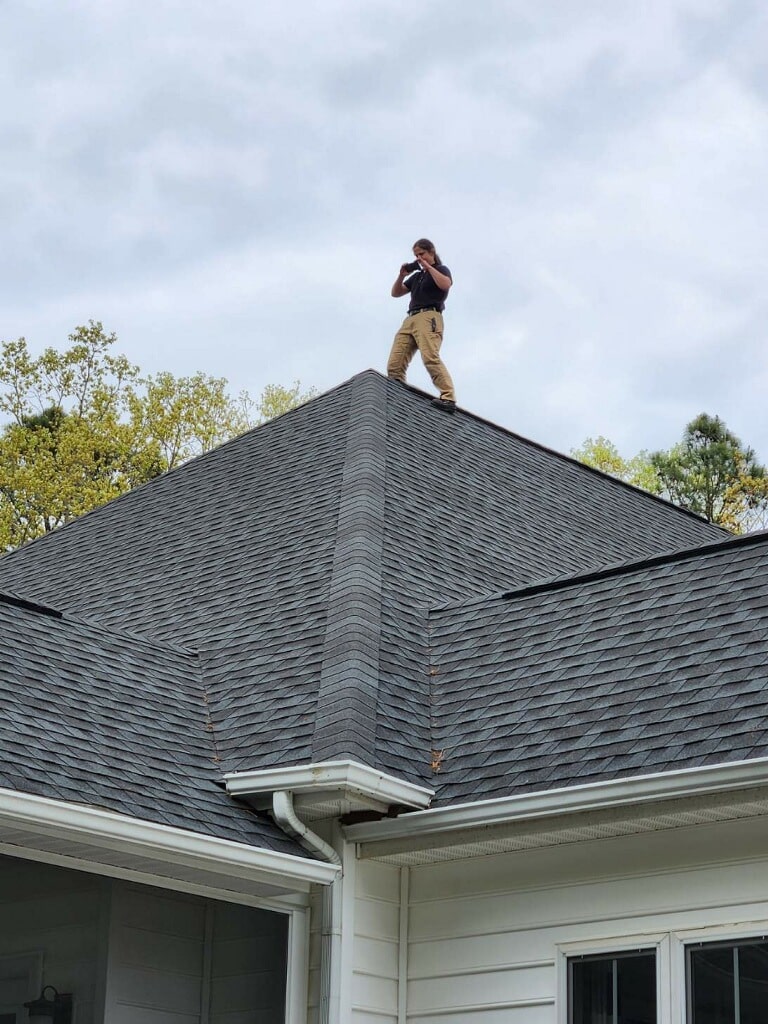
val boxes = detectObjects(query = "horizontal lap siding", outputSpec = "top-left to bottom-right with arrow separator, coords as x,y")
106,885 -> 206,1024
0,856 -> 103,1024
405,818 -> 768,1024
353,861 -> 400,1024
107,882 -> 289,1024
209,901 -> 288,1024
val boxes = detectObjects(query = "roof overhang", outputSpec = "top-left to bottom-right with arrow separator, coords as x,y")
0,787 -> 338,902
224,760 -> 434,820
344,757 -> 768,864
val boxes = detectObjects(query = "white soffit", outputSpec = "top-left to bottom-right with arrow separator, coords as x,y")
0,788 -> 338,897
345,758 -> 768,862
355,791 -> 768,865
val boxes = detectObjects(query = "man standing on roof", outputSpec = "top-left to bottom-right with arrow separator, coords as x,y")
387,238 -> 456,414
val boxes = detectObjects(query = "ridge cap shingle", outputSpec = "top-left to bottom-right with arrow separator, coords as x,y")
311,372 -> 387,765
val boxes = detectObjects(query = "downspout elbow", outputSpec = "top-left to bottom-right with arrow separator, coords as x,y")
272,790 -> 342,866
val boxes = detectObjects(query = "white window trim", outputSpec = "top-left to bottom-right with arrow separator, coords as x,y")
670,921 -> 768,1024
556,933 -> 669,1024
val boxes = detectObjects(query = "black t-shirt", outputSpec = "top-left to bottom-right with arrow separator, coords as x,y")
405,264 -> 452,313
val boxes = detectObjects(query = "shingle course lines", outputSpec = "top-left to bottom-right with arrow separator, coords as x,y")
0,370 -> 750,831
430,536 -> 768,803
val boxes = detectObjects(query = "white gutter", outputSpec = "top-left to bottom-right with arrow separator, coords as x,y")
0,788 -> 338,888
225,760 -> 434,809
344,757 -> 768,844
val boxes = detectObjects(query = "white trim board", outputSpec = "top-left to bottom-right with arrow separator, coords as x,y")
0,787 -> 338,898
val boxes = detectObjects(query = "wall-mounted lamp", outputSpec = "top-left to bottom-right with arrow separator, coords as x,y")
23,986 -> 73,1024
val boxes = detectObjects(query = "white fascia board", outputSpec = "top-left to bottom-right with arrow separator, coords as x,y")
224,760 -> 434,809
0,788 -> 339,887
344,757 -> 768,843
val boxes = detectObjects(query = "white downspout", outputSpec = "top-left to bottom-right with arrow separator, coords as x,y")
272,791 -> 343,1024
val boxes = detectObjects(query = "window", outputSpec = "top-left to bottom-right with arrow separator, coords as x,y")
569,949 -> 657,1024
688,938 -> 768,1024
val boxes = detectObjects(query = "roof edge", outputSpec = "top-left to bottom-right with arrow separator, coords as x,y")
0,372 -> 367,566
358,368 -> 729,537
430,528 -> 768,613
0,787 -> 338,888
224,759 -> 434,810
343,756 -> 768,844
499,527 -> 767,605
0,590 -> 62,618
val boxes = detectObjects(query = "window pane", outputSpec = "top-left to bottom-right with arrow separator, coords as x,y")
572,958 -> 613,1024
571,953 -> 656,1024
617,954 -> 656,1024
690,947 -> 735,1024
737,942 -> 768,1024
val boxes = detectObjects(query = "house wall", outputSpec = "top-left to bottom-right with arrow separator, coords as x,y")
305,834 -> 401,1024
350,860 -> 401,1024
209,899 -> 288,1024
354,815 -> 768,1024
0,855 -> 292,1024
0,855 -> 106,1024
104,882 -> 289,1024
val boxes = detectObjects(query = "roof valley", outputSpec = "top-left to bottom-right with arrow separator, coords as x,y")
311,373 -> 387,765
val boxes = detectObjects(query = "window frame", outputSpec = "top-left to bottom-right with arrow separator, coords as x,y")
557,934 -> 668,1024
670,927 -> 768,1024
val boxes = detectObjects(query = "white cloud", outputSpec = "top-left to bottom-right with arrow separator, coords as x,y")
1,0 -> 766,464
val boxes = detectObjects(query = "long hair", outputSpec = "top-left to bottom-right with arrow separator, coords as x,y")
413,238 -> 442,265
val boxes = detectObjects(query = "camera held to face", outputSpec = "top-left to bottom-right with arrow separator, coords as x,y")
403,260 -> 420,273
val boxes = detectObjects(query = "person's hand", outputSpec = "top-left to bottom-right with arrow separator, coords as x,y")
400,263 -> 411,275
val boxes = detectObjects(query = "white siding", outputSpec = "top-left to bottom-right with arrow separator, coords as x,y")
362,815 -> 768,1024
351,861 -> 401,1024
104,882 -> 289,1024
104,885 -> 207,1024
0,855 -> 104,1024
209,900 -> 288,1024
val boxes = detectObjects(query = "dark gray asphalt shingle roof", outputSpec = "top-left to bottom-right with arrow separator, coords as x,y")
428,531 -> 768,804
0,597 -> 308,855
0,369 -> 735,824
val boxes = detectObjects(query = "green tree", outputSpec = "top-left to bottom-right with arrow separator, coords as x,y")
650,413 -> 767,532
0,323 -> 315,550
572,415 -> 767,534
570,436 -> 660,493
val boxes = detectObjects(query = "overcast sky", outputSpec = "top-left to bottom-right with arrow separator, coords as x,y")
2,0 -> 766,461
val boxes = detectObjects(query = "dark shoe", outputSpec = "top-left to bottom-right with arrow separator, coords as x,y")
432,398 -> 456,414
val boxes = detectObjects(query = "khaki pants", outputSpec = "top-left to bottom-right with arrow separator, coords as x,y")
386,310 -> 455,402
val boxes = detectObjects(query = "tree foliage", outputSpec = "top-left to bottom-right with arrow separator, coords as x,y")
0,323 -> 316,550
570,436 -> 660,494
572,414 -> 767,534
650,414 -> 767,533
